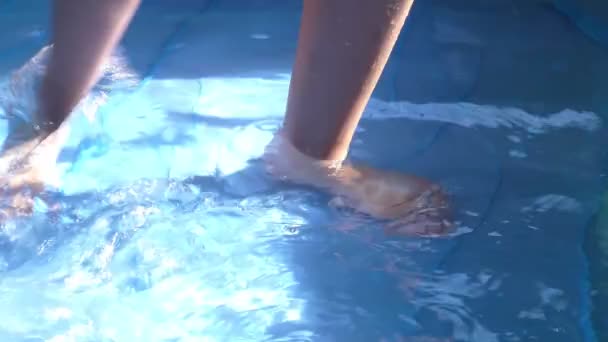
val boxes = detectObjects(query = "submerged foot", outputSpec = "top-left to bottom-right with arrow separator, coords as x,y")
264,133 -> 452,236
0,122 -> 67,219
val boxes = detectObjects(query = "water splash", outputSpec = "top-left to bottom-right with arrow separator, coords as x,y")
0,45 -> 592,342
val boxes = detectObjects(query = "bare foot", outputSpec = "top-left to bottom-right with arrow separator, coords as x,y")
332,165 -> 451,236
264,133 -> 452,236
0,47 -> 79,220
0,123 -> 68,219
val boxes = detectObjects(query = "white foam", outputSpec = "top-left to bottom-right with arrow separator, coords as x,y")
522,194 -> 583,214
365,99 -> 601,133
174,76 -> 603,134
509,150 -> 527,158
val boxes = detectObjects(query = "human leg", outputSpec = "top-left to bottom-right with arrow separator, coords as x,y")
38,0 -> 141,134
269,0 -> 450,234
0,0 -> 141,215
283,0 -> 413,161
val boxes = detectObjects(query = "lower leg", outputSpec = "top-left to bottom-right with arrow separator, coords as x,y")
0,0 -> 140,216
274,0 -> 450,233
283,0 -> 413,161
38,0 -> 140,134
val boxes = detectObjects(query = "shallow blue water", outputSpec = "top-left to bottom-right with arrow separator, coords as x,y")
0,0 -> 607,341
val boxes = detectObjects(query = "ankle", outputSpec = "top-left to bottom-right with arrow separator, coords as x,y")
264,131 -> 346,189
